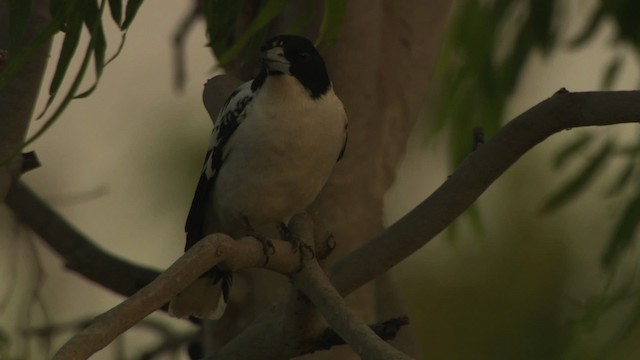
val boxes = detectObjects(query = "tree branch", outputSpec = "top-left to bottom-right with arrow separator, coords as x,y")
171,0 -> 203,91
286,216 -> 411,360
5,181 -> 161,298
51,233 -> 289,359
53,216 -> 409,359
330,90 -> 640,296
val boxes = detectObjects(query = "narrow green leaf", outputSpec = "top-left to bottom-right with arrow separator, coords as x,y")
602,192 -> 640,268
1,22 -> 96,163
543,141 -> 613,212
467,203 -> 485,236
75,0 -> 107,99
80,0 -> 101,39
316,0 -> 347,49
50,0 -> 63,19
553,133 -> 593,169
287,0 -> 314,35
606,161 -> 635,197
40,10 -> 83,117
528,0 -> 557,52
105,31 -> 127,66
0,327 -> 9,352
8,0 -> 32,55
108,0 -> 123,26
204,0 -> 243,55
1,0 -> 107,166
570,7 -> 604,48
601,56 -> 623,90
216,0 -> 290,66
122,0 -> 144,30
22,2 -> 106,148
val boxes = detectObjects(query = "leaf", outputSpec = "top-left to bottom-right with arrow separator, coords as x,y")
528,0 -> 557,52
606,160 -> 635,197
601,56 -> 623,90
122,0 -> 144,30
543,141 -> 613,212
602,192 -> 640,268
8,0 -> 32,55
216,0 -> 291,66
204,0 -> 243,55
105,31 -> 127,66
316,0 -> 347,49
287,0 -> 314,35
0,327 -> 9,356
16,18 -> 100,157
108,0 -> 123,26
40,9 -> 83,117
3,0 -> 107,164
570,7 -> 604,48
75,0 -> 107,98
553,133 -> 593,169
50,0 -> 63,20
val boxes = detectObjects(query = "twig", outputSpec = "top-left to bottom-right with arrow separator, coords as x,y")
20,151 -> 40,173
172,0 -> 203,91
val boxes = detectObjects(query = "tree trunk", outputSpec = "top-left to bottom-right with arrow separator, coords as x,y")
0,0 -> 52,200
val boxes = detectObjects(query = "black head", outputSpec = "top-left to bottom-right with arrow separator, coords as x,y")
256,35 -> 331,99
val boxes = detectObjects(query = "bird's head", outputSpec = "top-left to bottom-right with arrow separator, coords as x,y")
258,35 -> 331,98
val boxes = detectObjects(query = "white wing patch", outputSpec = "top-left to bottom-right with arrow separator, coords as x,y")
203,81 -> 254,180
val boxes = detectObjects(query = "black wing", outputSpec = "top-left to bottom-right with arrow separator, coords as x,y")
185,81 -> 254,250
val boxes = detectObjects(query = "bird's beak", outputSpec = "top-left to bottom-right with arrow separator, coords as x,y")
260,47 -> 289,74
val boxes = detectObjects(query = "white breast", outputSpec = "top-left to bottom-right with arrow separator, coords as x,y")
210,75 -> 346,236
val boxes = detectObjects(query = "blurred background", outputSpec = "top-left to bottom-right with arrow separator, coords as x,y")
2,0 -> 640,359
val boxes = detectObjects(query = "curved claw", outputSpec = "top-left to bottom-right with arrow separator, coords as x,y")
243,216 -> 275,265
278,222 -> 314,272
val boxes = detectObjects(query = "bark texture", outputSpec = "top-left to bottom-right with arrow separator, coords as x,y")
0,0 -> 52,199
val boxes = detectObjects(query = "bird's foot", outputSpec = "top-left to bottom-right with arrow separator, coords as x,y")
278,222 -> 314,272
243,216 -> 275,265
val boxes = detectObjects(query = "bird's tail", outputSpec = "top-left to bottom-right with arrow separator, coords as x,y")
169,267 -> 232,320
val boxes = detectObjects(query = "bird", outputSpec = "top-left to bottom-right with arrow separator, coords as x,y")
168,35 -> 348,320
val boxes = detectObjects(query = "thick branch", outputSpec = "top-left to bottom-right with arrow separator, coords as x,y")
330,90 -> 640,295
